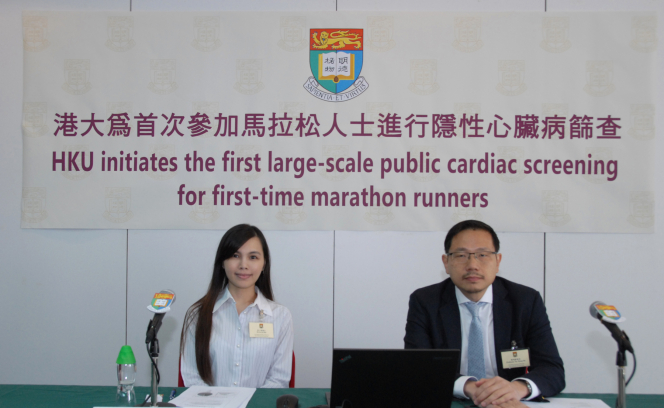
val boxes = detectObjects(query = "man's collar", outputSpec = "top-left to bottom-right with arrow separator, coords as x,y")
455,284 -> 494,305
213,286 -> 274,316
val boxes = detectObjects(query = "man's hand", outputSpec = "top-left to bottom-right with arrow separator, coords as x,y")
464,376 -> 530,407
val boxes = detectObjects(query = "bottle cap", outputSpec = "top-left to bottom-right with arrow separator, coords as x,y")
116,345 -> 136,365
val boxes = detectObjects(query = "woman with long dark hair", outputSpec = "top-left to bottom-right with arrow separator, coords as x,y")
180,224 -> 293,387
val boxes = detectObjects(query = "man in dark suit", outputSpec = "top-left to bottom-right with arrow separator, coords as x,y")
405,220 -> 564,408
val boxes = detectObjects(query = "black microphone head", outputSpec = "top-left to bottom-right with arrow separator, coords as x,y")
589,301 -> 605,319
276,394 -> 299,408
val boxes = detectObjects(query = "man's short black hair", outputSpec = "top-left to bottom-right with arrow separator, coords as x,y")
444,219 -> 500,253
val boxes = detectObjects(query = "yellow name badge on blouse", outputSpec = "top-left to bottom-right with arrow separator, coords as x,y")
249,322 -> 274,338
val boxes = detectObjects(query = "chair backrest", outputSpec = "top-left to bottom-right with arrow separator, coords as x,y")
178,352 -> 295,388
178,358 -> 184,387
289,352 -> 295,388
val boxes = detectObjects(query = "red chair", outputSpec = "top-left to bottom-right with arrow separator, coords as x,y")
178,352 -> 295,388
178,358 -> 184,387
289,352 -> 295,388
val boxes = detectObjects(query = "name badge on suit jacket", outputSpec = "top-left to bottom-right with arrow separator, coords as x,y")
500,347 -> 530,369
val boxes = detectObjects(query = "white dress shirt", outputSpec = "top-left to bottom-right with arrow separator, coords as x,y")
181,287 -> 294,388
453,285 -> 540,400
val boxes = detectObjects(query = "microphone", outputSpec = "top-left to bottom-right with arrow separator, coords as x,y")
276,394 -> 299,408
589,301 -> 633,352
145,290 -> 176,344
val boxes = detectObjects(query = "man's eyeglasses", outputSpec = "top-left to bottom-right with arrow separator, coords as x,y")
446,251 -> 498,264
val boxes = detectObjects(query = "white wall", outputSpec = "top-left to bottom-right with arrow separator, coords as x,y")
1,0 -> 662,394
0,0 -> 131,387
544,0 -> 664,394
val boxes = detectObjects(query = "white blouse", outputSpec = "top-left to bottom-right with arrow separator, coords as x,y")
181,287 -> 294,388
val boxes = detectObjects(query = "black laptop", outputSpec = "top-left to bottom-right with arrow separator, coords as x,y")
329,348 -> 460,408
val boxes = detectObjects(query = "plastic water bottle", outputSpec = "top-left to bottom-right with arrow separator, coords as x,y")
116,345 -> 137,406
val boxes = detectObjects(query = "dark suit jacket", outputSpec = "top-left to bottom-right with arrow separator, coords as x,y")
404,276 -> 565,397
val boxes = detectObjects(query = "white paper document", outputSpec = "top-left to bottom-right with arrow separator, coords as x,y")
524,398 -> 610,408
168,386 -> 256,408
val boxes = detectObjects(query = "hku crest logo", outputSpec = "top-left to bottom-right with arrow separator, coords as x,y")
22,188 -> 48,223
105,16 -> 135,52
23,16 -> 49,52
192,16 -> 222,52
63,59 -> 91,95
189,186 -> 219,224
23,102 -> 49,137
627,191 -> 654,228
539,190 -> 571,227
103,187 -> 133,223
303,29 -> 369,102
452,190 -> 482,223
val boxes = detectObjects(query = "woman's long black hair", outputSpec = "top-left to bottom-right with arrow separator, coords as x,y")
180,224 -> 273,385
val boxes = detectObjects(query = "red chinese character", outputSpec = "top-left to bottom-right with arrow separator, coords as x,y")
377,113 -> 402,137
570,115 -> 593,139
432,114 -> 456,138
53,112 -> 78,136
405,114 -> 428,138
134,113 -> 158,137
486,115 -> 511,138
161,114 -> 185,136
213,114 -> 238,137
268,112 -> 294,137
242,113 -> 265,137
81,113 -> 104,136
322,113 -> 347,137
541,115 -> 565,140
350,113 -> 374,137
459,113 -> 484,138
188,113 -> 211,137
295,113 -> 321,137
596,115 -> 621,139
514,114 -> 539,138
107,113 -> 131,137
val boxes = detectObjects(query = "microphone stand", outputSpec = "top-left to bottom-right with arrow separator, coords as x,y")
590,304 -> 635,408
140,319 -> 176,407
614,331 -> 630,408
601,320 -> 631,408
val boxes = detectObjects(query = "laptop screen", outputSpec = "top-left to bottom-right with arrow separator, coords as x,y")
330,348 -> 460,408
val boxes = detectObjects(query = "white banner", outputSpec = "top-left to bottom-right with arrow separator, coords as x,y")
21,11 -> 656,232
